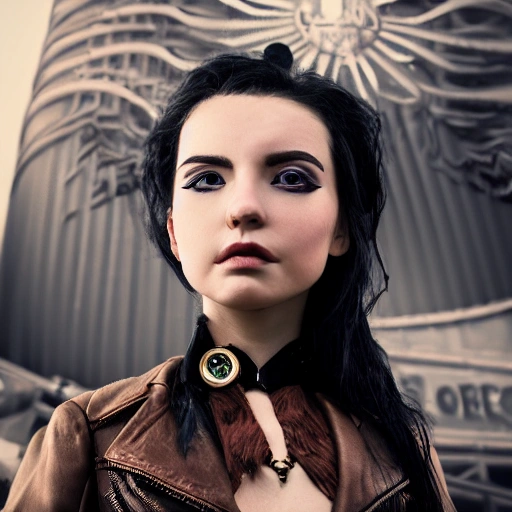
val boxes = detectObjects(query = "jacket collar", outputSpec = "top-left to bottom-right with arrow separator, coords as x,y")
88,356 -> 239,512
84,356 -> 405,512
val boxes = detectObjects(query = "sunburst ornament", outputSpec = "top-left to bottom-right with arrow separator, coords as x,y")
178,0 -> 511,106
295,0 -> 381,59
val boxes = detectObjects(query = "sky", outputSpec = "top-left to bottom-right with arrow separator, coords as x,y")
0,0 -> 54,252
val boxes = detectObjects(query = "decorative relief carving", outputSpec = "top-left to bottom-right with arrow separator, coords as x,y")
425,101 -> 512,197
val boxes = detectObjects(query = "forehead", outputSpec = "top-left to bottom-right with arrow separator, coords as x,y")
176,94 -> 332,166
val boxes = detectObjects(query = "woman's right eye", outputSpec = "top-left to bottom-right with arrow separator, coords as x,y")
182,172 -> 225,191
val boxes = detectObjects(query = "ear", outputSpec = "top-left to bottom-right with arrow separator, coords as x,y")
329,224 -> 350,257
166,210 -> 181,261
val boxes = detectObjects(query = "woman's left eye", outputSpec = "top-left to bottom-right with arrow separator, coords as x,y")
270,169 -> 321,193
182,171 -> 225,192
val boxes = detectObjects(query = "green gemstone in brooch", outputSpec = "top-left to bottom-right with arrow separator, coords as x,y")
200,348 -> 240,388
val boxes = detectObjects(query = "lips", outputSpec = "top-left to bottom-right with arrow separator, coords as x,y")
214,242 -> 278,264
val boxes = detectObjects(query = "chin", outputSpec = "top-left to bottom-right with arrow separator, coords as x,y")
207,285 -> 310,313
214,292 -> 279,312
195,275 -> 315,313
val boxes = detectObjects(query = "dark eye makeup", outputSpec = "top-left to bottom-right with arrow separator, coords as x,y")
181,167 -> 321,193
182,172 -> 225,191
270,168 -> 321,193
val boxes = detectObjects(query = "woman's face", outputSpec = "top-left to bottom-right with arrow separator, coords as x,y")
168,94 -> 348,312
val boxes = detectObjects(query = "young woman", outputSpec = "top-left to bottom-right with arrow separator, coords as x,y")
4,44 -> 455,511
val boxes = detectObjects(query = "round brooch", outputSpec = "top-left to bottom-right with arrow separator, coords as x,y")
200,348 -> 240,388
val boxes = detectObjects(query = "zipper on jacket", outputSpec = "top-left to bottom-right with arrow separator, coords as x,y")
101,460 -> 227,512
364,478 -> 410,512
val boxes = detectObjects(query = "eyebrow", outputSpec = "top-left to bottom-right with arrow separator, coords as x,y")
265,150 -> 324,172
178,155 -> 233,171
177,150 -> 324,173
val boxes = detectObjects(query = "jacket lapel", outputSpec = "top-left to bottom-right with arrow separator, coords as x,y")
318,395 -> 405,512
89,358 -> 240,512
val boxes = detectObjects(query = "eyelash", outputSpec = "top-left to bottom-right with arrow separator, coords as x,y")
182,172 -> 225,192
182,168 -> 321,193
271,168 -> 321,193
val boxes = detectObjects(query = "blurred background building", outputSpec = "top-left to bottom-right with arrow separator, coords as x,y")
0,1 -> 511,510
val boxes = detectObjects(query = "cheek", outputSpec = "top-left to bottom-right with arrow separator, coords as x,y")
283,206 -> 339,270
169,207 -> 202,271
170,197 -> 223,292
171,192 -> 211,251
288,195 -> 338,242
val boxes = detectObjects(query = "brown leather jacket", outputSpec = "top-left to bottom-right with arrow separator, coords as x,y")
4,357 -> 441,512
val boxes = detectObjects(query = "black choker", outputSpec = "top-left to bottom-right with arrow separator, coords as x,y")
181,315 -> 316,394
199,339 -> 311,393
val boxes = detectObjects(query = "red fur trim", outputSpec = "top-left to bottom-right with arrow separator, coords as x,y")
209,385 -> 337,500
209,385 -> 270,492
271,387 -> 338,501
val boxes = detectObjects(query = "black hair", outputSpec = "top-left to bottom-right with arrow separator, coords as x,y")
141,49 -> 444,510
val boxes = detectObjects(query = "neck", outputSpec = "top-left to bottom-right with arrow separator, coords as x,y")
202,294 -> 308,368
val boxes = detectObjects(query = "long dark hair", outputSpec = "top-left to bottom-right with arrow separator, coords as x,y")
141,49 -> 444,510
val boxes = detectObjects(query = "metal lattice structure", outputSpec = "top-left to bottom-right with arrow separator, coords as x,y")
441,450 -> 512,512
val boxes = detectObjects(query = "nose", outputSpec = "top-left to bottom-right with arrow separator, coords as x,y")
226,182 -> 266,230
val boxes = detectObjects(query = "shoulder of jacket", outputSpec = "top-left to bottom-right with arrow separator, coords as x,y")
69,356 -> 184,425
